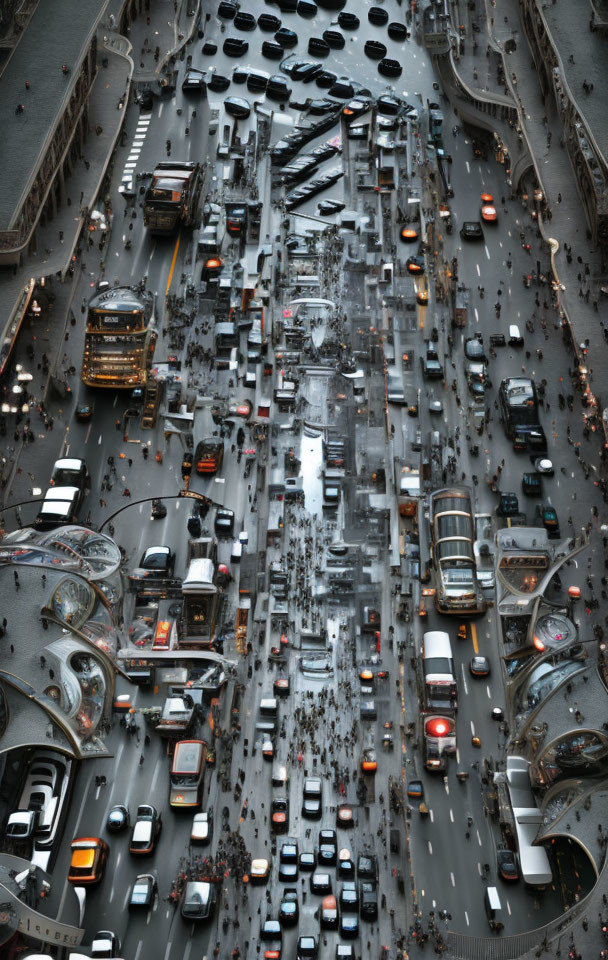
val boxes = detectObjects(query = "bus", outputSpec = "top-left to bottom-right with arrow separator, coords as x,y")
498,378 -> 546,451
169,739 -> 207,808
81,285 -> 157,388
422,631 -> 457,711
429,486 -> 486,615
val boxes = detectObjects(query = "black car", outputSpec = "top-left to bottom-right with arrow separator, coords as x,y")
225,96 -> 251,119
182,69 -> 206,93
323,29 -> 344,48
298,0 -> 317,14
368,5 -> 388,23
202,40 -> 217,55
218,0 -> 237,16
388,21 -> 408,39
316,70 -> 337,88
223,37 -> 249,56
258,12 -> 282,30
139,545 -> 175,576
276,0 -> 297,10
318,829 -> 337,864
267,75 -> 292,100
460,220 -> 484,240
338,11 -> 359,28
299,851 -> 316,871
363,50 -> 387,71
234,11 -> 257,29
342,97 -> 371,122
329,76 -> 355,98
318,199 -> 345,215
275,27 -> 299,47
208,73 -> 231,92
279,888 -> 300,925
359,880 -> 378,919
339,881 -> 359,911
308,98 -> 336,115
522,472 -> 542,497
282,57 -> 322,82
497,846 -> 519,881
138,89 -> 154,110
377,94 -> 403,116
262,39 -> 285,59
497,492 -> 520,517
129,874 -> 156,910
534,503 -> 560,538
357,854 -> 378,879
308,37 -> 330,56
232,65 -> 249,84
378,57 -> 402,77
297,937 -> 318,960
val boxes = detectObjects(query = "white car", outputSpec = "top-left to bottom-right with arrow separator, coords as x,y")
91,931 -> 121,958
190,811 -> 212,844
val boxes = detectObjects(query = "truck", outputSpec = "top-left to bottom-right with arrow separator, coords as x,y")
156,685 -> 204,738
144,161 -> 203,234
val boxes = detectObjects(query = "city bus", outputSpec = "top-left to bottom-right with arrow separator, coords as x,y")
169,739 -> 207,808
428,486 -> 486,615
81,284 -> 157,388
421,631 -> 457,711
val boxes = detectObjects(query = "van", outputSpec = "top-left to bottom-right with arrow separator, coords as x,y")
508,324 -> 523,346
260,697 -> 278,718
484,886 -> 503,930
422,631 -> 457,710
181,880 -> 216,920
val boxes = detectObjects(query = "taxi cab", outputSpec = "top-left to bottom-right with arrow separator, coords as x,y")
400,226 -> 419,243
480,193 -> 498,223
361,749 -> 378,774
68,837 -> 109,885
251,857 -> 271,883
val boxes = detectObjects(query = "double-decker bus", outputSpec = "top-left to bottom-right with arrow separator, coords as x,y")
169,739 -> 207,808
81,285 -> 156,388
429,486 -> 486,615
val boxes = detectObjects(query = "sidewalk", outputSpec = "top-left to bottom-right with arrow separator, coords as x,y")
482,0 -> 606,390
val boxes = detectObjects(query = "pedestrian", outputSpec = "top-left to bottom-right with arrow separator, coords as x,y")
139,754 -> 145,766
10,645 -> 14,654
557,193 -> 562,203
40,655 -> 46,668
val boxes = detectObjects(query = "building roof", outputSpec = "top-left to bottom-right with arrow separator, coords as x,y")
0,0 -> 107,231
541,0 -> 608,168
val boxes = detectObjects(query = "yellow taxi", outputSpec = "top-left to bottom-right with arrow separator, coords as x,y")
361,749 -> 378,774
480,193 -> 497,223
251,857 -> 271,883
68,837 -> 109,885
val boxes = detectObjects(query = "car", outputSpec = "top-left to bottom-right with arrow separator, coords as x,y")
321,894 -> 339,929
522,472 -> 543,497
251,857 -> 271,883
276,0 -> 297,10
406,779 -> 424,800
297,937 -> 318,960
340,912 -> 359,938
467,362 -> 487,396
429,398 -> 443,415
234,10 -> 257,29
284,59 -> 323,82
298,0 -> 318,14
129,873 -> 157,909
308,97 -> 336,115
534,503 -> 560,538
138,88 -> 154,110
308,37 -> 330,56
470,655 -> 491,677
388,21 -> 409,39
534,457 -> 554,475
318,829 -> 337,865
68,837 -> 109,885
336,803 -> 354,827
215,507 -> 235,538
464,336 -> 485,360
270,796 -> 289,833
279,888 -> 299,925
224,96 -> 251,118
275,27 -> 299,47
368,5 -> 388,23
76,402 -> 94,422
318,199 -> 345,215
261,918 -> 283,956
106,804 -> 129,832
91,931 -> 121,958
310,871 -> 332,894
195,438 -> 224,474
340,880 -> 359,911
357,854 -> 377,880
422,357 -> 443,378
218,0 -> 237,16
259,12 -> 282,29
480,193 -> 498,223
338,11 -> 359,27
342,98 -> 371,122
182,68 -> 206,93
302,777 -> 322,818
267,74 -> 292,100
281,839 -> 299,863
323,29 -> 344,48
361,748 -> 377,774
377,94 -> 403,116
378,58 -> 402,77
364,39 -> 387,59
191,811 -> 212,844
400,225 -> 419,243
129,804 -> 162,855
496,492 -> 519,517
50,457 -> 88,497
181,880 -> 216,920
279,860 -> 298,882
223,37 -> 249,56
328,76 -> 355,98
299,850 -> 316,871
338,848 -> 355,877
208,73 -> 231,92
359,880 -> 378,919
231,65 -> 249,84
316,69 -> 337,88
139,545 -> 175,576
460,220 -> 484,240
497,845 -> 519,881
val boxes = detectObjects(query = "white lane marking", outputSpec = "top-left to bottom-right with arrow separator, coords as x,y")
429,808 -> 434,823
427,841 -> 433,855
134,942 -> 143,960
149,757 -> 163,795
183,941 -> 193,960
449,808 -> 454,823
159,103 -> 164,118
163,942 -> 172,960
124,163 -> 137,169
474,308 -> 479,323
485,245 -> 490,260
486,684 -> 491,699
507,899 -> 512,915
466,161 -> 470,173
450,873 -> 455,887
470,720 -> 476,736
464,911 -> 470,926
85,422 -> 92,444
98,434 -> 102,445
123,888 -> 131,911
476,830 -> 482,846
476,263 -> 481,276
106,743 -> 124,806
